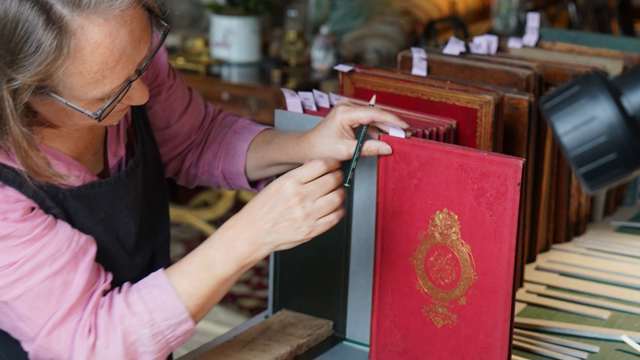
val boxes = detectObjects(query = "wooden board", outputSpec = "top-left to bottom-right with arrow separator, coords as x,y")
523,283 -> 640,315
538,252 -> 640,279
514,329 -> 600,353
551,244 -> 640,266
512,335 -> 589,359
571,239 -> 640,259
199,310 -> 333,360
534,261 -> 640,289
516,289 -> 611,320
512,340 -> 581,360
524,265 -> 640,305
514,317 -> 640,342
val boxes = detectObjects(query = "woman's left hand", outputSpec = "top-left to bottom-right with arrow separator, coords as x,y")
302,102 -> 409,161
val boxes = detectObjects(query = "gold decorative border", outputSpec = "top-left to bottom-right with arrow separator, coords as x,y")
413,209 -> 477,305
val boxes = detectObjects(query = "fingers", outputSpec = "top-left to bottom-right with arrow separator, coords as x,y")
333,104 -> 408,130
311,207 -> 346,237
306,169 -> 344,198
312,187 -> 346,219
287,159 -> 341,184
361,139 -> 393,156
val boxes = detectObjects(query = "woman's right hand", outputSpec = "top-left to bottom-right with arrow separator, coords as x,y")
222,159 -> 346,255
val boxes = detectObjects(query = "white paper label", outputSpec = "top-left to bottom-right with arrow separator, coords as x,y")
329,92 -> 346,106
522,31 -> 539,47
281,88 -> 303,113
522,11 -> 540,47
298,91 -> 318,112
312,89 -> 331,108
507,36 -> 524,49
470,34 -> 499,55
410,47 -> 428,77
442,36 -> 466,56
333,64 -> 354,73
388,127 -> 406,138
526,12 -> 541,29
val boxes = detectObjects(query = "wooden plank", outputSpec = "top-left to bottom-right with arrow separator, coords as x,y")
571,239 -> 640,258
512,355 -> 530,360
514,317 -> 640,342
551,244 -> 640,265
199,310 -> 333,360
535,260 -> 640,289
514,328 -> 600,353
512,340 -> 580,360
515,301 -> 528,315
523,283 -> 640,315
539,252 -> 640,279
516,289 -> 611,320
576,237 -> 640,251
512,335 -> 589,359
524,265 -> 640,304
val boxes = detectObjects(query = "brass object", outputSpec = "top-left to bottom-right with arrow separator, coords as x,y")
169,35 -> 216,75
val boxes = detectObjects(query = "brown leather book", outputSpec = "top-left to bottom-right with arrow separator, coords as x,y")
396,50 -> 537,287
489,50 -> 603,260
397,49 -> 539,93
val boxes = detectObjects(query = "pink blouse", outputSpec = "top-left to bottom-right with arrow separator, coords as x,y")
0,47 -> 269,359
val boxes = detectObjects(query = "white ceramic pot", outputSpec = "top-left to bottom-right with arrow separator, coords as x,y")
209,13 -> 262,63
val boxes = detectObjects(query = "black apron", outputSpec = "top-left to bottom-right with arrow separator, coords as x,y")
0,107 -> 171,359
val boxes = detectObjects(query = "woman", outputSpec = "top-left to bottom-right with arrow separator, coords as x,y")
0,0 -> 406,358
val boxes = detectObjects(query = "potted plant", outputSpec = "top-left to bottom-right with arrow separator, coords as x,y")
207,0 -> 273,64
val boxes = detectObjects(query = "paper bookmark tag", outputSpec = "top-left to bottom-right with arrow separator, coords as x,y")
334,64 -> 355,73
388,127 -> 406,138
330,93 -> 346,106
522,12 -> 540,47
313,89 -> 331,108
470,34 -> 499,55
281,88 -> 303,113
410,47 -> 428,77
298,91 -> 318,112
442,36 -> 466,56
507,37 -> 524,49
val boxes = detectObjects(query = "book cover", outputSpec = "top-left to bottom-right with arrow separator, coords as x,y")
370,135 -> 523,360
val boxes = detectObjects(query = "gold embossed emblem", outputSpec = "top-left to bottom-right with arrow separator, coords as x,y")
412,209 -> 477,328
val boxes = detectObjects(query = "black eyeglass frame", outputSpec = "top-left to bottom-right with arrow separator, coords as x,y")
47,16 -> 170,123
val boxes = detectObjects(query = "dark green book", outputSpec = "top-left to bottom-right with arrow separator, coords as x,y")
540,27 -> 640,54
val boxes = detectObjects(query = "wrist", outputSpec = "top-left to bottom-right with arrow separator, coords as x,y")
214,216 -> 271,267
299,131 -> 320,162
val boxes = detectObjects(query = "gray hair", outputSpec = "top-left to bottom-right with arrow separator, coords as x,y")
0,0 -> 160,183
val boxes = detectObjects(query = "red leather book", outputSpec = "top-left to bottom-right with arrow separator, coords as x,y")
371,135 -> 523,360
340,67 -> 500,151
303,98 -> 457,142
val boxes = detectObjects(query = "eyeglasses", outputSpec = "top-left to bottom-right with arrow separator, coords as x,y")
47,16 -> 170,123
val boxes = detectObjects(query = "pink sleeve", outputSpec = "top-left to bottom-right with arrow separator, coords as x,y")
0,185 -> 195,359
141,48 -> 270,190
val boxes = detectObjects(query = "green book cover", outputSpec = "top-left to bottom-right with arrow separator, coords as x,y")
540,27 -> 640,54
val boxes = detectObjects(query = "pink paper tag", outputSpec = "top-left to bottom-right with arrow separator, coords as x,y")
298,91 -> 318,112
281,88 -> 303,113
410,47 -> 428,77
313,89 -> 331,108
329,93 -> 346,106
